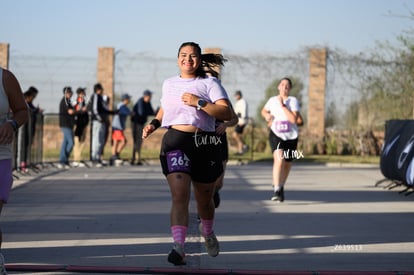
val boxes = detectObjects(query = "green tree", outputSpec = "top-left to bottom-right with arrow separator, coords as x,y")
325,101 -> 339,128
343,12 -> 414,130
344,101 -> 359,128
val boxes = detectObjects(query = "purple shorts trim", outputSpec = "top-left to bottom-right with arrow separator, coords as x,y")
0,159 -> 13,203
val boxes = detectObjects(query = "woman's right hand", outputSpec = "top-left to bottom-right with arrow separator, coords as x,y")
142,124 -> 155,139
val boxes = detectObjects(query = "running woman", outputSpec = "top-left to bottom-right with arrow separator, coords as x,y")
142,42 -> 233,266
213,105 -> 239,208
261,77 -> 301,202
0,68 -> 29,274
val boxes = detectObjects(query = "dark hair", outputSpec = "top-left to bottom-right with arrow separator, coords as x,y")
24,86 -> 39,98
24,90 -> 33,98
280,77 -> 292,87
177,42 -> 227,78
63,86 -> 72,94
76,87 -> 86,94
94,83 -> 103,93
28,86 -> 38,95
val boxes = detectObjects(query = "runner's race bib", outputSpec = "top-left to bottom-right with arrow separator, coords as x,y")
166,150 -> 191,173
275,120 -> 291,133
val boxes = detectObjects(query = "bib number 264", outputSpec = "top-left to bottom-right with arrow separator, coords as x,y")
166,150 -> 191,173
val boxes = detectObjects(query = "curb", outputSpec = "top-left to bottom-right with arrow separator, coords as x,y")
5,264 -> 414,275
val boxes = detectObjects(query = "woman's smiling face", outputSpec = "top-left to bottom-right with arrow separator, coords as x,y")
177,45 -> 201,78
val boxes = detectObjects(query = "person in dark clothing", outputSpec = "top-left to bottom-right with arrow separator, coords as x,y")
58,87 -> 75,168
89,83 -> 115,167
21,87 -> 43,170
24,86 -> 43,142
130,89 -> 155,165
72,87 -> 89,167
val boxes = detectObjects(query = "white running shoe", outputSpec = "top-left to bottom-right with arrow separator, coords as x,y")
199,223 -> 220,257
204,232 -> 220,257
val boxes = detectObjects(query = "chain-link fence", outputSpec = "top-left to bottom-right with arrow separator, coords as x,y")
8,47 -> 393,167
9,47 -> 366,120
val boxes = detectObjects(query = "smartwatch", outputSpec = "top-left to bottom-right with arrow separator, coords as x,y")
197,99 -> 207,110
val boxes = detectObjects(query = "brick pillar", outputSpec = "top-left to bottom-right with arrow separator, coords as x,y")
97,47 -> 115,110
0,43 -> 10,69
307,48 -> 327,138
203,47 -> 221,79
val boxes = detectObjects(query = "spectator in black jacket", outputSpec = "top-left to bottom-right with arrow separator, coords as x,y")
90,83 -> 113,167
58,87 -> 75,168
21,87 -> 43,170
130,90 -> 155,165
24,86 -> 43,142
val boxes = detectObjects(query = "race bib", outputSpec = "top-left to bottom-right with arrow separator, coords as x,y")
166,150 -> 191,173
275,120 -> 291,133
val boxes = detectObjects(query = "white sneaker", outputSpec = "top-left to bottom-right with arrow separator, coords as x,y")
56,163 -> 70,169
204,232 -> 220,257
0,253 -> 8,275
72,161 -> 85,168
199,222 -> 220,257
114,159 -> 123,167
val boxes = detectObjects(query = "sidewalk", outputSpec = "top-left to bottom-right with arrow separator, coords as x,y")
3,162 -> 414,274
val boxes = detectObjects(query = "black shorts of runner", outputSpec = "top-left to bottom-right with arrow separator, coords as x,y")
235,124 -> 246,134
160,128 -> 224,183
218,133 -> 229,162
269,131 -> 299,162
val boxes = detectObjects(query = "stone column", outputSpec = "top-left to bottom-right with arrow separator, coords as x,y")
307,48 -> 327,136
307,48 -> 327,153
0,43 -> 10,69
97,47 -> 115,110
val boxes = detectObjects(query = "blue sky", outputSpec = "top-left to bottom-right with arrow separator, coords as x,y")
1,0 -> 413,57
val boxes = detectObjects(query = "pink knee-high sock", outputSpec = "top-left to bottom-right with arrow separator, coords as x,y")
200,218 -> 214,237
171,225 -> 187,247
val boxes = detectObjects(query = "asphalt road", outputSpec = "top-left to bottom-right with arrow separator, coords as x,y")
2,161 -> 414,275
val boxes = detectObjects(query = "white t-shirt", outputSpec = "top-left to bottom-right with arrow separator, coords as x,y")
234,98 -> 248,125
263,95 -> 300,140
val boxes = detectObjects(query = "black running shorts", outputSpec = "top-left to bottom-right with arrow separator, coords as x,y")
235,124 -> 246,134
218,133 -> 229,162
160,128 -> 224,183
269,131 -> 299,162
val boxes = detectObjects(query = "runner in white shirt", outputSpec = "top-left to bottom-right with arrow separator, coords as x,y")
232,90 -> 249,155
261,77 -> 302,202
